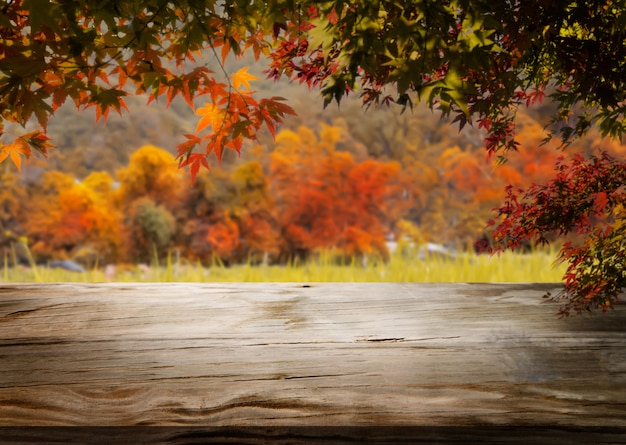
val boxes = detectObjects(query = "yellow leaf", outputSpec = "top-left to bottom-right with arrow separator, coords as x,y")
232,67 -> 257,92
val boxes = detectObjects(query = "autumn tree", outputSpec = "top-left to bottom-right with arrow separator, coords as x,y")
72,171 -> 123,264
270,124 -> 406,261
230,160 -> 280,263
3,1 -> 626,312
0,167 -> 26,233
0,166 -> 29,264
125,197 -> 176,263
22,170 -> 121,264
116,145 -> 184,208
116,145 -> 183,261
178,165 -> 235,263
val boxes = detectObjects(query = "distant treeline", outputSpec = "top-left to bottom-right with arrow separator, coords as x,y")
2,95 -> 623,267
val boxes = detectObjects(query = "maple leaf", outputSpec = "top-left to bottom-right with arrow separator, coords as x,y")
179,153 -> 210,183
93,89 -> 129,123
227,136 -> 243,155
195,103 -> 221,133
52,89 -> 69,112
258,97 -> 296,138
220,39 -> 230,65
176,133 -> 203,158
232,67 -> 257,92
0,139 -> 30,171
22,131 -> 53,158
211,137 -> 226,165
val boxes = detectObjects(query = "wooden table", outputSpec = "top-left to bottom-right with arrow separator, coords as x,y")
1,283 -> 625,443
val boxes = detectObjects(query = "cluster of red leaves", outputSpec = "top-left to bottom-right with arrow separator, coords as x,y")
489,151 -> 626,316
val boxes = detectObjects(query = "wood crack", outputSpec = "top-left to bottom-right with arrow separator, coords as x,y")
355,336 -> 461,343
1,303 -> 67,320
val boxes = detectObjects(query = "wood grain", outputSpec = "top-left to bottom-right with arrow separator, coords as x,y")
0,283 -> 625,442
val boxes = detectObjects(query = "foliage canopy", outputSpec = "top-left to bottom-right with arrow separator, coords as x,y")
2,0 -> 626,313
3,1 -> 625,168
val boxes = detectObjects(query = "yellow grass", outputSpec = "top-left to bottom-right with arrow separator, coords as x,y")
1,249 -> 566,283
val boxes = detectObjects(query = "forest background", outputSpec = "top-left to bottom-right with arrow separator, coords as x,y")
2,55 -> 623,271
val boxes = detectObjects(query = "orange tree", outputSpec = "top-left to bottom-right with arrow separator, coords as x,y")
177,161 -> 280,265
2,1 -> 626,313
22,170 -> 121,263
269,125 -> 405,261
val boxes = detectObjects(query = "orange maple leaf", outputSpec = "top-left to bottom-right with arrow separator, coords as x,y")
0,139 -> 30,171
232,67 -> 257,92
195,102 -> 221,133
176,133 -> 203,158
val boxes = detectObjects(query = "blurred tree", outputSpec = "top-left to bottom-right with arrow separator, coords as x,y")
204,212 -> 240,264
0,166 -> 28,264
177,159 -> 280,264
115,145 -> 184,262
231,161 -> 280,263
116,145 -> 184,210
23,170 -> 121,264
270,125 -> 406,261
178,166 -> 235,263
0,167 -> 27,233
125,197 -> 176,263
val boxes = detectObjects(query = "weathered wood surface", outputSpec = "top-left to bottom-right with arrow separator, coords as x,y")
1,282 -> 625,443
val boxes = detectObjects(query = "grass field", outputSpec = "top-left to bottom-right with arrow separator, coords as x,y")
1,248 -> 566,283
